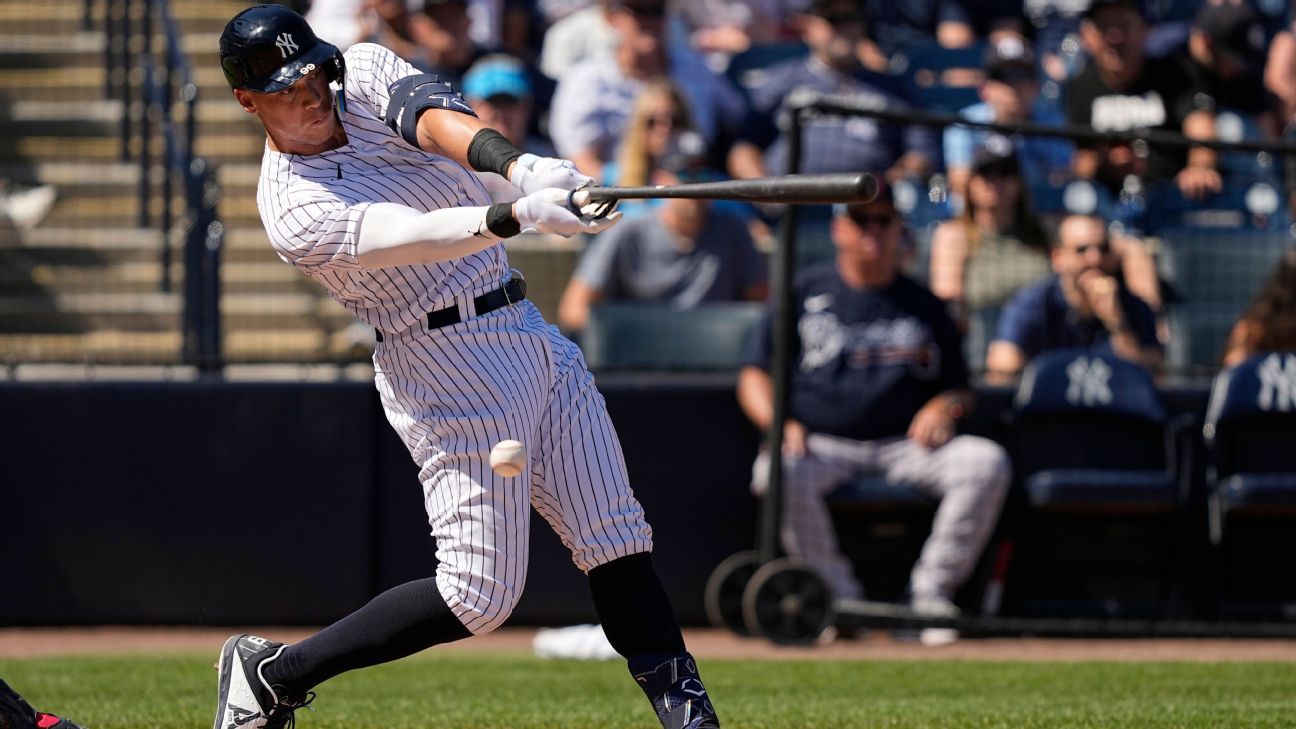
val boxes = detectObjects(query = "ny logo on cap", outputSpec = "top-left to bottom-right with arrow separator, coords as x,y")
275,33 -> 298,58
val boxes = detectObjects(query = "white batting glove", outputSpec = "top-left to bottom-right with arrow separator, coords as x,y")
513,188 -> 623,237
508,154 -> 594,194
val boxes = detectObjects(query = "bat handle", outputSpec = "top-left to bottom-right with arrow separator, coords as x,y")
567,188 -> 591,212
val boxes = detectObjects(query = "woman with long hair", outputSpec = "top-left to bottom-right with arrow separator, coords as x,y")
929,136 -> 1050,325
1223,248 -> 1296,367
608,78 -> 696,189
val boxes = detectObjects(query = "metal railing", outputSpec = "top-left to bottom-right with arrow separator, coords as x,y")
97,0 -> 223,371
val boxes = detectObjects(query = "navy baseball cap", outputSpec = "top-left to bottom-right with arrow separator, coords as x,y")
984,36 -> 1037,83
971,134 -> 1021,176
463,55 -> 532,100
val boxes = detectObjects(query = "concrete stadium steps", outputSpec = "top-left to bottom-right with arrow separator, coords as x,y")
0,327 -> 370,365
0,259 -> 303,296
0,290 -> 356,332
0,0 -> 252,37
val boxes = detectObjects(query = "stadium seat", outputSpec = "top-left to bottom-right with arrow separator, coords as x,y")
723,42 -> 809,99
1002,349 -> 1193,617
825,474 -> 939,603
1157,231 -> 1293,371
580,301 -> 764,371
1202,352 -> 1296,618
895,42 -> 987,114
1213,108 -> 1283,183
1143,179 -> 1291,236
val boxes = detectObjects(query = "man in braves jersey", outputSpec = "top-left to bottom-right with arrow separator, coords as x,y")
737,185 -> 1010,644
211,6 -> 719,729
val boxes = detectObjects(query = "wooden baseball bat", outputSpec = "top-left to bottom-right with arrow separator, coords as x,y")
568,172 -> 879,208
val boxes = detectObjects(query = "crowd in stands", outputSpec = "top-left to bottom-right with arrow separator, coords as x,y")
296,0 -> 1296,381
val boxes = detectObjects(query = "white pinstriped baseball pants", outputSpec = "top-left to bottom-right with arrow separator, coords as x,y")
752,433 -> 1010,601
373,297 -> 653,635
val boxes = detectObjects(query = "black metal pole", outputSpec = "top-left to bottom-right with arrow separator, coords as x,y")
757,107 -> 805,564
138,0 -> 154,229
119,0 -> 132,160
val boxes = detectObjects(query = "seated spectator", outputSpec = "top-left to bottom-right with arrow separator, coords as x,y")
357,0 -> 436,67
929,136 -> 1051,325
943,35 -> 1074,203
986,213 -> 1163,381
675,0 -> 805,68
604,78 -> 697,192
1066,0 -> 1220,201
727,0 -> 937,181
736,184 -> 1010,640
462,54 -> 556,157
1223,248 -> 1296,367
419,0 -> 493,86
1025,0 -> 1088,83
307,0 -> 367,50
557,130 -> 768,333
548,0 -> 748,181
856,0 -> 974,70
1182,0 -> 1281,138
539,0 -> 618,80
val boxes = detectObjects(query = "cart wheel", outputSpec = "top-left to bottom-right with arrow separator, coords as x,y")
704,551 -> 762,635
741,558 -> 835,645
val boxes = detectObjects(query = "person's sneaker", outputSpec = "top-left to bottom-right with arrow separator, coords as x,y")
910,594 -> 960,619
629,653 -> 720,729
1,679 -> 87,729
0,184 -> 56,231
213,634 -> 313,729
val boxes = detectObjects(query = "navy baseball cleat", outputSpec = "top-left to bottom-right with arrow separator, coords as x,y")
629,653 -> 720,729
213,634 -> 313,729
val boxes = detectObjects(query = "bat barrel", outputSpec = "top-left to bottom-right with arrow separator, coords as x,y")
579,172 -> 878,205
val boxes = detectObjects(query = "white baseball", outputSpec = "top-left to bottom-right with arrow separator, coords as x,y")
489,439 -> 527,478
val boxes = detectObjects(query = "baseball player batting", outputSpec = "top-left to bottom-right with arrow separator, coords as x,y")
212,6 -> 719,729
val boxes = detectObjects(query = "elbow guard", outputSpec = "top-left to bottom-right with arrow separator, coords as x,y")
384,73 -> 476,148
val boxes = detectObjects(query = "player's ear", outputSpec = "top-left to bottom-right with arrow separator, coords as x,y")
233,89 -> 259,115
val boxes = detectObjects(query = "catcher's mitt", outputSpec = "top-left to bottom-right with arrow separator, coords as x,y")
0,680 -> 86,729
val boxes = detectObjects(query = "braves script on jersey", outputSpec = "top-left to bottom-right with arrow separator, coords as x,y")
257,42 -> 653,634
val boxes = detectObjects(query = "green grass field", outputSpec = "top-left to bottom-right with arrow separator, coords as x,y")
3,651 -> 1295,728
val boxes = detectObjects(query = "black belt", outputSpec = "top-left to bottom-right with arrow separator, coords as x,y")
375,277 -> 526,342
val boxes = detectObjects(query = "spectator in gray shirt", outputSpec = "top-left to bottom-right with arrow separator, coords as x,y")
558,132 -> 768,332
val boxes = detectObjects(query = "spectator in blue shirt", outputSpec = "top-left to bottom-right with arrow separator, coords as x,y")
943,35 -> 1074,208
548,0 -> 748,181
986,213 -> 1163,381
736,185 -> 1010,640
726,0 -> 938,181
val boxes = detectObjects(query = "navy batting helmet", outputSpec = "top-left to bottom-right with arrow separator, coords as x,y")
219,4 -> 344,93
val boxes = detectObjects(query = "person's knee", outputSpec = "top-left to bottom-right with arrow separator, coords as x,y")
951,436 -> 1012,495
440,564 -> 527,635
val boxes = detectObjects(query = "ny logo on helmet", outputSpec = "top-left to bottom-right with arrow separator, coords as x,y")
275,33 -> 299,59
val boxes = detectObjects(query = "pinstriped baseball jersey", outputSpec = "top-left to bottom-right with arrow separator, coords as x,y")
255,41 -> 653,634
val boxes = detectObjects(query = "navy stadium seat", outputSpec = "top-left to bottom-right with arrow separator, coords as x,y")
580,301 -> 764,371
1002,349 -> 1193,617
1202,352 -> 1296,618
1143,179 -> 1291,236
723,42 -> 808,100
1213,108 -> 1283,183
1157,231 -> 1293,371
895,42 -> 987,114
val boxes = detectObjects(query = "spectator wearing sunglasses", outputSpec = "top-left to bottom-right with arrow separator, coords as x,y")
558,129 -> 768,333
986,213 -> 1163,381
737,182 -> 1010,645
548,0 -> 748,182
930,136 -> 1051,329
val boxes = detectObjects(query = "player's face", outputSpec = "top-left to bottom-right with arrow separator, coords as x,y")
235,67 -> 340,153
833,201 -> 901,270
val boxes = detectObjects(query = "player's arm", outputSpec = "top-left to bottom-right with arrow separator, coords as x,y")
737,365 -> 808,456
356,197 -> 618,269
382,74 -> 596,194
